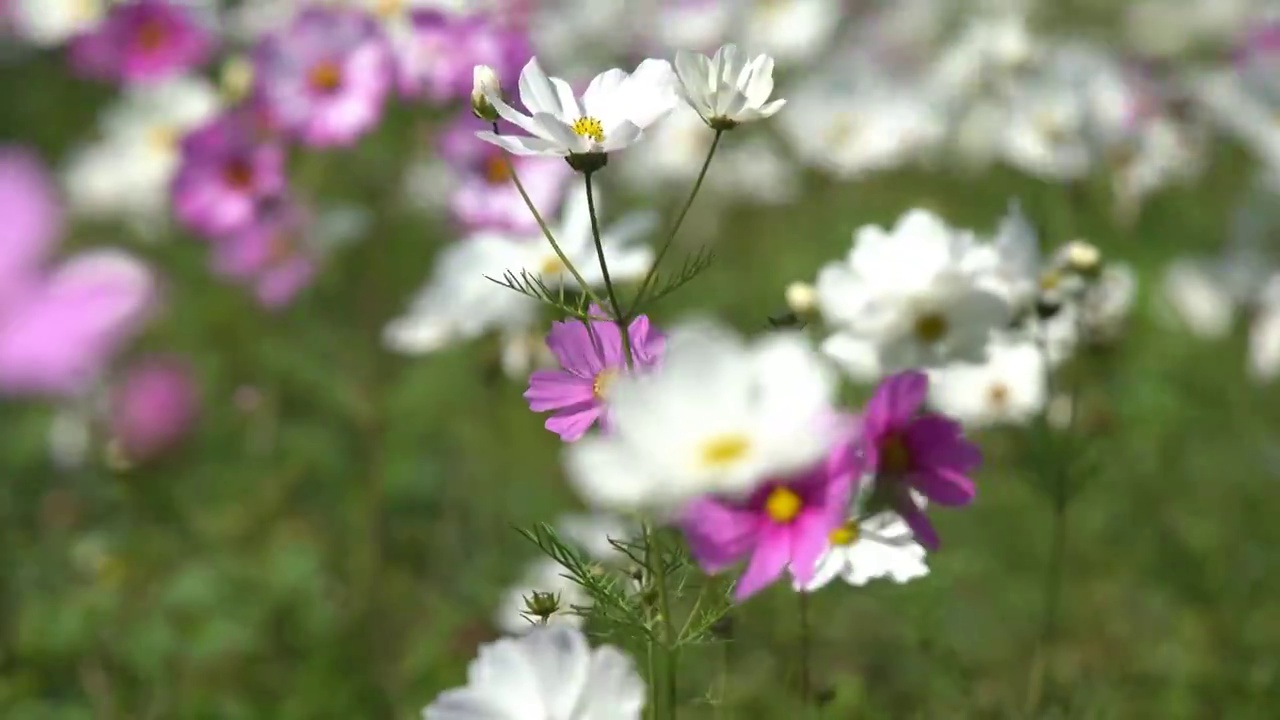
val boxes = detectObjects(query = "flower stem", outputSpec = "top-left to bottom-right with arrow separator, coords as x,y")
642,523 -> 679,719
628,129 -> 723,316
798,591 -> 813,708
582,170 -> 634,366
492,123 -> 604,308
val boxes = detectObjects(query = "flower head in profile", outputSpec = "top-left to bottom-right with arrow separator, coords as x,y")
69,0 -> 215,85
563,320 -> 839,511
475,56 -> 678,169
674,44 -> 785,129
525,306 -> 665,442
0,147 -> 155,397
859,371 -> 981,550
251,7 -> 394,147
422,625 -> 645,720
171,109 -> 287,238
795,507 -> 930,592
680,431 -> 859,602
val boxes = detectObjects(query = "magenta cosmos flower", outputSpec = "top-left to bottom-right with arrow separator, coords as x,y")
211,197 -> 318,309
251,7 -> 394,148
679,435 -> 860,602
524,306 -> 665,442
0,146 -> 155,397
439,112 -> 573,233
859,370 -> 980,550
109,354 -> 199,462
172,109 -> 288,238
395,9 -> 530,103
69,0 -> 215,85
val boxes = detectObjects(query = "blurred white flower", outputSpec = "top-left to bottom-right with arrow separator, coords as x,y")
384,187 -> 655,356
1161,258 -> 1238,339
1110,116 -> 1208,223
967,199 -> 1043,312
555,512 -> 638,565
63,76 -> 220,236
739,0 -> 841,67
929,337 -> 1047,428
494,558 -> 590,634
673,44 -> 785,129
796,510 -> 929,591
476,57 -> 677,162
423,625 -> 645,720
999,79 -> 1093,181
929,12 -> 1040,97
564,320 -> 839,511
10,0 -> 104,46
1250,276 -> 1280,382
652,0 -> 733,53
814,209 -> 1011,377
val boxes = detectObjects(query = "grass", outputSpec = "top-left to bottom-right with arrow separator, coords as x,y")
3,46 -> 1280,719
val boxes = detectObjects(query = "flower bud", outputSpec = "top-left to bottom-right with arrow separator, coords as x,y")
523,590 -> 562,623
471,65 -> 501,122
785,281 -> 818,315
1061,239 -> 1102,278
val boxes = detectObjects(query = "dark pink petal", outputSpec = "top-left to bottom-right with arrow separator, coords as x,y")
628,313 -> 666,367
900,505 -> 940,551
788,511 -> 837,586
544,318 -> 607,377
679,498 -> 760,574
733,525 -> 792,602
524,370 -> 595,412
862,370 -> 928,440
906,414 -> 983,472
544,404 -> 604,442
910,467 -> 976,507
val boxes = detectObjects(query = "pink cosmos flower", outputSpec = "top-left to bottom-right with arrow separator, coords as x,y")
251,7 -> 394,148
679,435 -> 860,602
171,109 -> 288,238
109,354 -> 199,462
211,197 -> 317,309
395,9 -> 530,103
0,146 -> 155,397
69,0 -> 214,85
859,370 -> 980,550
524,306 -> 665,442
439,112 -> 573,233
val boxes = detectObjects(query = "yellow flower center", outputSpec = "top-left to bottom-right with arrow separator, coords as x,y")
698,433 -> 751,469
592,368 -> 618,400
764,486 -> 803,523
374,0 -> 404,18
148,125 -> 177,153
828,520 -> 860,546
988,382 -> 1010,410
913,312 -> 949,344
880,433 -> 911,474
539,254 -> 566,276
570,116 -> 605,143
1039,271 -> 1061,291
308,60 -> 343,94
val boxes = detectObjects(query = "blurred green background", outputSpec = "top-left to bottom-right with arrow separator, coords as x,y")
4,38 -> 1280,719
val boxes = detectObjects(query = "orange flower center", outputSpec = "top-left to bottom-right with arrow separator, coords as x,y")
307,61 -> 343,94
483,154 -> 512,184
135,18 -> 168,52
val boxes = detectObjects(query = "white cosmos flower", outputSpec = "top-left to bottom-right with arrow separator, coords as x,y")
929,336 -> 1047,428
63,77 -> 220,236
475,56 -> 678,160
10,0 -> 104,46
739,0 -> 841,66
564,320 -> 839,511
814,209 -> 1011,377
422,625 -> 645,720
494,559 -> 590,635
1249,276 -> 1280,383
383,187 -> 656,356
795,509 -> 928,591
1161,258 -> 1238,339
673,44 -> 785,128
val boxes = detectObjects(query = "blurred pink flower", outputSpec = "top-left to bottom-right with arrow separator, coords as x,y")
251,7 -> 394,148
109,354 -> 199,461
172,109 -> 288,238
679,433 -> 860,602
395,9 -> 529,103
860,371 -> 981,550
524,306 -> 664,441
68,0 -> 215,85
438,112 -> 572,233
211,198 -> 317,309
0,146 -> 155,397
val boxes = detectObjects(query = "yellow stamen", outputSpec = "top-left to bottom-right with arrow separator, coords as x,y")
539,254 -> 566,276
592,368 -> 618,400
764,486 -> 803,523
913,312 -> 948,344
828,520 -> 860,546
308,61 -> 343,94
570,116 -> 605,143
148,126 -> 177,153
698,433 -> 750,469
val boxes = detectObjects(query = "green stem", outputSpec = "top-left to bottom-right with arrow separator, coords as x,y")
628,129 -> 723,316
582,171 -> 633,366
643,523 -> 679,719
492,123 -> 604,308
798,591 -> 813,708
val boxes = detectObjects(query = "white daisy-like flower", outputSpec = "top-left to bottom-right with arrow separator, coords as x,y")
494,558 -> 591,635
814,209 -> 1011,377
738,0 -> 841,67
673,43 -> 785,129
999,79 -> 1093,181
929,337 -> 1047,428
794,510 -> 929,592
966,199 -> 1043,312
422,625 -> 645,720
10,0 -> 105,47
63,76 -> 220,235
475,56 -> 677,166
383,187 -> 656,356
1249,275 -> 1280,382
563,320 -> 839,511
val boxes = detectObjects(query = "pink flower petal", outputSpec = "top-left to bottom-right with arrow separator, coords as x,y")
734,525 -> 792,602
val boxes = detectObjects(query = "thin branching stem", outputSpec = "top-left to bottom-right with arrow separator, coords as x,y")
629,129 -> 724,316
583,170 -> 634,366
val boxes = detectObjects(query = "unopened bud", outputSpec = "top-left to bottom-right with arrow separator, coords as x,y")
1061,239 -> 1102,278
471,65 -> 501,122
523,590 -> 561,623
785,281 -> 817,314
